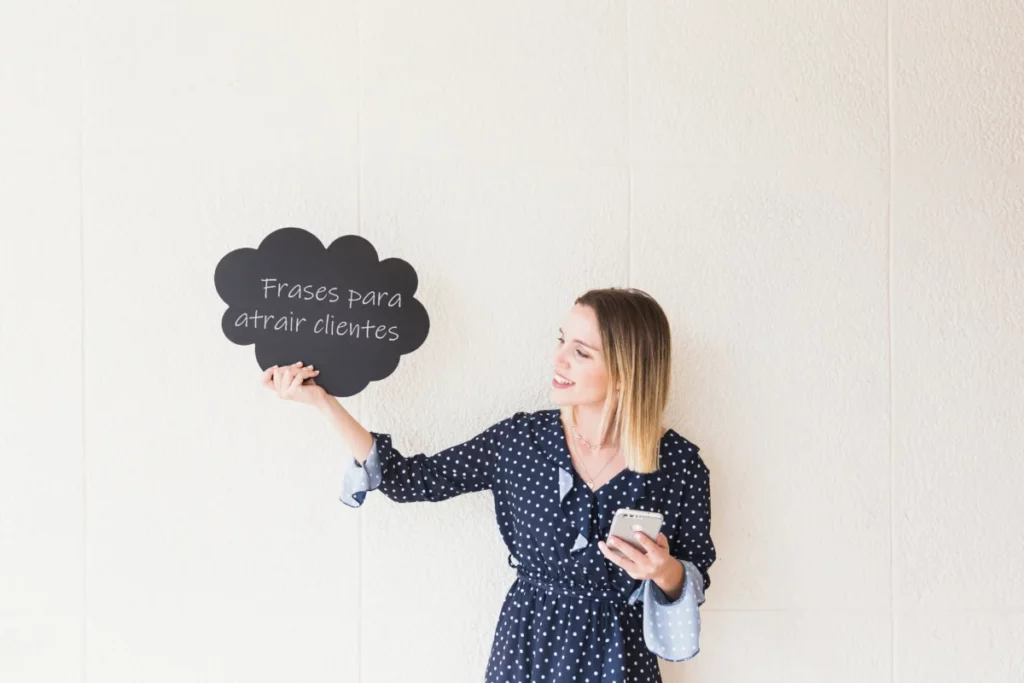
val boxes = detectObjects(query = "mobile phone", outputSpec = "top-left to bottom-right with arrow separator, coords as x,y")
607,508 -> 664,555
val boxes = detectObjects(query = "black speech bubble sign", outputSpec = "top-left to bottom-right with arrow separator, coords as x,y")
214,227 -> 429,397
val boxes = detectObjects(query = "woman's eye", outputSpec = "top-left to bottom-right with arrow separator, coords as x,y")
557,337 -> 588,359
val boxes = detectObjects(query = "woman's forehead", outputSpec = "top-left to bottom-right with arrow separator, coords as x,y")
559,312 -> 602,351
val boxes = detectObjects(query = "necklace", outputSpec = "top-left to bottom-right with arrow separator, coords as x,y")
569,404 -> 607,449
568,405 -> 619,488
571,448 -> 619,489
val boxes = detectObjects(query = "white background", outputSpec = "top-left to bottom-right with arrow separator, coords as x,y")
2,0 -> 1022,681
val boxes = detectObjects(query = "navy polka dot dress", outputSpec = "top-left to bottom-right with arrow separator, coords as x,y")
341,408 -> 716,682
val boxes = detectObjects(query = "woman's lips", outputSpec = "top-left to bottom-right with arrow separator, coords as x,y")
552,373 -> 575,389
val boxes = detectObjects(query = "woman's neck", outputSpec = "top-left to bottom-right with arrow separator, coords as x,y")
570,402 -> 615,449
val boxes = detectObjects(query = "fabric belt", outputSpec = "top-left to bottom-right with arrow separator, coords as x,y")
515,569 -> 624,606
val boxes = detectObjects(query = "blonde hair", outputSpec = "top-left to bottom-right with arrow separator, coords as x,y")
559,287 -> 671,474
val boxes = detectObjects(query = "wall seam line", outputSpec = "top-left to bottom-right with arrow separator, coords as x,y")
625,0 -> 632,286
80,0 -> 87,679
356,0 -> 364,680
887,0 -> 896,681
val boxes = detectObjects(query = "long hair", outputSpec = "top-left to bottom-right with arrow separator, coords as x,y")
559,287 -> 671,474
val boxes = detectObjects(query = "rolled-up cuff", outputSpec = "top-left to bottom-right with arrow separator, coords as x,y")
628,558 -> 705,661
339,437 -> 383,508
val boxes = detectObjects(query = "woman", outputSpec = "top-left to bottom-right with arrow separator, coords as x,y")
264,287 -> 717,683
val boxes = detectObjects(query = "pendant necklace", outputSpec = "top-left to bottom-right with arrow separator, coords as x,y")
569,405 -> 618,488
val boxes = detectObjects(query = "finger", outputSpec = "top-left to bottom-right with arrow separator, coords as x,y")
655,533 -> 670,550
597,540 -> 634,570
605,536 -> 644,565
634,534 -> 669,573
276,368 -> 293,393
634,531 -> 660,554
262,365 -> 278,387
297,367 -> 320,385
287,372 -> 304,394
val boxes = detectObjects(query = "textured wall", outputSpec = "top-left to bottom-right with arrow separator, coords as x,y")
1,1 -> 1022,682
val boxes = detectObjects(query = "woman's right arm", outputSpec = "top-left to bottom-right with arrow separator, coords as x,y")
317,394 -> 375,465
337,413 -> 514,507
263,361 -> 513,507
262,360 -> 375,466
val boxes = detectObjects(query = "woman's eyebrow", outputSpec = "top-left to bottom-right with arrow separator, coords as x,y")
558,327 -> 600,351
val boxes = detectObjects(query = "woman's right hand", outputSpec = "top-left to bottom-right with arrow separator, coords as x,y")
262,361 -> 326,407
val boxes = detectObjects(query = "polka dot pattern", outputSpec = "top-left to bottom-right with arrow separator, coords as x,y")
340,408 -> 716,681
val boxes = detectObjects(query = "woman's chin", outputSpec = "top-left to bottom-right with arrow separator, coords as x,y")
548,389 -> 573,406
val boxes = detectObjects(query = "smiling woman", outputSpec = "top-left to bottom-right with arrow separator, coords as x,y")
550,290 -> 672,478
268,287 -> 717,683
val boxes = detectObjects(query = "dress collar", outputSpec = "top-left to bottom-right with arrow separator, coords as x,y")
536,408 -> 701,591
543,407 -> 692,479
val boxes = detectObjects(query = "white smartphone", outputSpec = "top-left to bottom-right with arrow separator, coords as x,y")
607,508 -> 664,555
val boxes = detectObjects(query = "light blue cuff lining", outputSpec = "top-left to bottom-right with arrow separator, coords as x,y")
627,558 -> 705,661
339,437 -> 383,508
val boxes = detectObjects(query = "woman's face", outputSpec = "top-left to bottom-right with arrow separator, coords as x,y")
549,303 -> 613,407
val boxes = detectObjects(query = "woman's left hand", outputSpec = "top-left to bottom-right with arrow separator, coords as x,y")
598,532 -> 681,585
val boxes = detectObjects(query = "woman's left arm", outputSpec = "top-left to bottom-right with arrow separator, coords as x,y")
645,459 -> 716,661
601,459 -> 717,661
667,458 -> 717,593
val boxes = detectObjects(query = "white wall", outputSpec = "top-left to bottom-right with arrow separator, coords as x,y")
1,1 -> 1021,682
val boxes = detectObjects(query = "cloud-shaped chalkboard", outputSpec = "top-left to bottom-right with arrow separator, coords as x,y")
214,227 -> 429,397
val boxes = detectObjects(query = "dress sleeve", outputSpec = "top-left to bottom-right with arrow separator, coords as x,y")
628,457 -> 717,661
338,416 -> 513,506
670,458 -> 716,591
